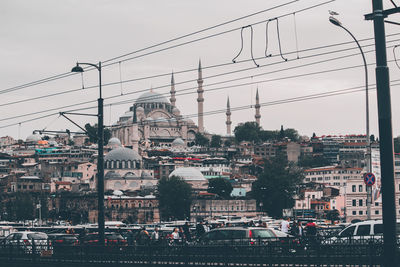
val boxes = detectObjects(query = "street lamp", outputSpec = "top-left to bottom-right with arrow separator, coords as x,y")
71,61 -> 105,245
329,16 -> 372,219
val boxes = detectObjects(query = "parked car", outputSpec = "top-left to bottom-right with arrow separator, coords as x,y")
47,233 -> 80,246
81,232 -> 127,247
322,220 -> 400,245
0,231 -> 52,256
198,227 -> 296,247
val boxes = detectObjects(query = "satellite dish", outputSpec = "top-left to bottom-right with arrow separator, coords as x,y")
113,190 -> 123,196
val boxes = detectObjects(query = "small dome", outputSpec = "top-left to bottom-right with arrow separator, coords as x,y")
169,167 -> 206,181
172,107 -> 181,116
135,91 -> 169,104
105,147 -> 142,161
26,133 -> 42,143
108,137 -> 121,148
136,106 -> 144,113
172,138 -> 185,147
140,171 -> 153,179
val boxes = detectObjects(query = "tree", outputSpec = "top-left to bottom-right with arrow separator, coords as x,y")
259,130 -> 279,142
84,123 -> 111,145
298,155 -> 330,168
234,122 -> 261,143
326,209 -> 340,223
394,136 -> 400,153
157,176 -> 193,220
195,132 -> 209,146
252,155 -> 304,218
208,178 -> 233,199
210,135 -> 222,148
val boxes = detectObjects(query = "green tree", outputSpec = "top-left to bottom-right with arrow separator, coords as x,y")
84,123 -> 111,145
157,176 -> 193,220
259,130 -> 279,142
234,122 -> 261,143
326,209 -> 340,223
394,136 -> 400,153
298,155 -> 330,168
284,128 -> 300,142
208,178 -> 233,199
210,135 -> 222,148
15,193 -> 34,220
252,155 -> 304,217
195,132 -> 209,146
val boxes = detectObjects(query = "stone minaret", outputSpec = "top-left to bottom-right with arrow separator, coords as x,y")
197,60 -> 204,133
226,97 -> 232,135
170,72 -> 176,107
131,105 -> 139,153
255,88 -> 261,125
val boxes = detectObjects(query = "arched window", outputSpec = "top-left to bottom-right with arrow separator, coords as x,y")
138,202 -> 142,208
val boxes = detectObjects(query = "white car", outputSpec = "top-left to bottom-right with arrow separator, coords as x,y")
1,231 -> 52,256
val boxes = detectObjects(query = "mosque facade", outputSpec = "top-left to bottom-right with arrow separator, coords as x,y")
110,61 -> 262,151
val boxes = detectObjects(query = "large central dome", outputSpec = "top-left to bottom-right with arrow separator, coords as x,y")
135,91 -> 169,104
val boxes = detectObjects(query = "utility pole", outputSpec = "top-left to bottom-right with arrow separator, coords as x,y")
365,1 -> 400,266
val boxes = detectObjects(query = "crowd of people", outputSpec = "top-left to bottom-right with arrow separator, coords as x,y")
280,218 -> 318,237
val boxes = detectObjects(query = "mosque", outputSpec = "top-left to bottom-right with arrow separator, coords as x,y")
110,60 -> 262,152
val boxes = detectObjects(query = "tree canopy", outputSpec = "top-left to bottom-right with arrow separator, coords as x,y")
298,155 -> 330,168
210,135 -> 222,148
252,155 -> 304,218
195,132 -> 209,146
157,176 -> 193,220
84,123 -> 111,145
207,178 -> 233,199
234,122 -> 300,143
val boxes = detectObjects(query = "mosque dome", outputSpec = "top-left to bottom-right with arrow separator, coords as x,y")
108,137 -> 121,148
105,147 -> 142,162
136,106 -> 144,113
26,133 -> 42,143
172,138 -> 185,147
135,91 -> 169,104
105,171 -> 122,179
169,167 -> 206,181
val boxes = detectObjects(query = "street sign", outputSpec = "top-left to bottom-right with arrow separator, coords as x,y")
364,172 -> 376,186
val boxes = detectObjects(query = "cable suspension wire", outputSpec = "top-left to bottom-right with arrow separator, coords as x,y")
0,0 -> 334,95
1,45 -> 397,126
1,54 -> 396,127
1,35 -> 398,108
2,80 -> 399,131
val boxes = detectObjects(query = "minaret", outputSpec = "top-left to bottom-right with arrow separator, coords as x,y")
197,59 -> 204,133
170,72 -> 176,107
132,105 -> 139,153
226,97 -> 232,135
255,88 -> 261,125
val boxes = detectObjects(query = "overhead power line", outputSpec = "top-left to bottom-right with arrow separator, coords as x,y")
2,34 -> 399,108
0,0 -> 334,95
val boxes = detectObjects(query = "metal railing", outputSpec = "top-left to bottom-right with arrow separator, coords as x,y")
0,236 -> 395,267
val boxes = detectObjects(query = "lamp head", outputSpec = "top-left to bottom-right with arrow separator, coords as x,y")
71,63 -> 84,73
329,16 -> 342,27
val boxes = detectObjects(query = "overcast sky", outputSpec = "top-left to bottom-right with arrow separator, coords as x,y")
1,0 -> 400,141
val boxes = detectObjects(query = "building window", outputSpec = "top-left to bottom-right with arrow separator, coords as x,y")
352,200 -> 356,206
352,185 -> 356,192
375,202 -> 379,206
375,210 -> 379,215
359,199 -> 363,206
352,211 -> 356,215
359,210 -> 363,215
359,185 -> 363,192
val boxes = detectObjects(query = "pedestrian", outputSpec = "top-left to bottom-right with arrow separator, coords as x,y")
151,227 -> 160,245
280,217 -> 291,234
171,227 -> 181,245
182,222 -> 191,242
196,221 -> 205,238
136,227 -> 150,245
305,221 -> 317,236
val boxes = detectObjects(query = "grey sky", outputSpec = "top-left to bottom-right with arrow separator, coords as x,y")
1,0 -> 399,140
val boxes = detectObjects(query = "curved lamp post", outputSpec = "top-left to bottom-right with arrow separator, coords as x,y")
329,16 -> 372,220
71,62 -> 105,245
